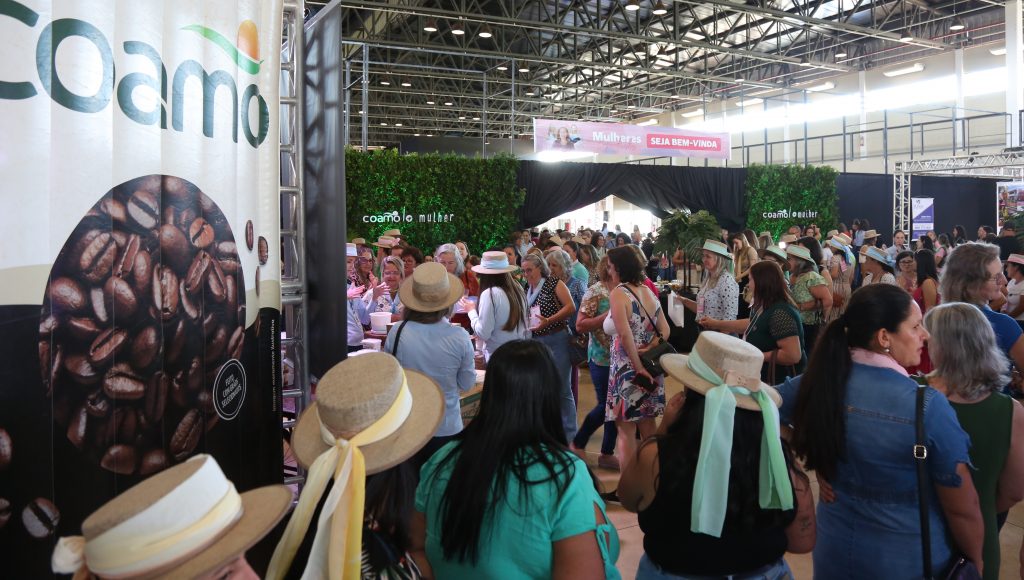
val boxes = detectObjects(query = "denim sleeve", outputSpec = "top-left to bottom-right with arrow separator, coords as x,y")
776,375 -> 803,427
924,388 -> 972,488
456,330 -> 477,393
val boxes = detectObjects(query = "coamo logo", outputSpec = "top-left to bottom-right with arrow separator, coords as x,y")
0,1 -> 270,148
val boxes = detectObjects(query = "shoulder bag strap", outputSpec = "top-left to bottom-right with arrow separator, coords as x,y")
390,320 -> 409,358
620,284 -> 665,341
915,385 -> 933,579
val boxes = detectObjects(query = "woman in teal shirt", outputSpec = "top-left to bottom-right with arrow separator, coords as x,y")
412,340 -> 620,579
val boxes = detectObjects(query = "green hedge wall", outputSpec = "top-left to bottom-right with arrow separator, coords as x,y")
346,149 -> 526,255
745,164 -> 839,238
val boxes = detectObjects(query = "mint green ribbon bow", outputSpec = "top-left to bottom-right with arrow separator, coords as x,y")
687,350 -> 793,538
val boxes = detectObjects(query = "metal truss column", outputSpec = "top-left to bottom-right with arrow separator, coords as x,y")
893,164 -> 912,235
280,0 -> 310,487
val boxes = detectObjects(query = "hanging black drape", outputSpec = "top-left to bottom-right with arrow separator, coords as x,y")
516,161 -> 748,231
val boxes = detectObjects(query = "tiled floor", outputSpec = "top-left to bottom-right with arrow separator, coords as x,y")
574,370 -> 1024,579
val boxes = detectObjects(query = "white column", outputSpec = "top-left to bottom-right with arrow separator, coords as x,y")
954,47 -> 965,119
859,70 -> 869,158
1008,0 -> 1023,146
720,99 -> 729,167
783,101 -> 792,163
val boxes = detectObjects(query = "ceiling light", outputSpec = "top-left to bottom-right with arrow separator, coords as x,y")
414,133 -> 421,136
804,81 -> 835,92
478,25 -> 493,38
737,97 -> 763,107
991,47 -> 1007,56
401,81 -> 411,87
380,122 -> 388,126
426,100 -> 435,105
459,116 -> 466,120
834,46 -> 848,58
627,104 -> 637,109
423,18 -> 438,33
358,110 -> 364,114
444,101 -> 454,106
524,91 -> 535,96
883,62 -> 924,77
798,58 -> 812,67
518,66 -> 530,73
497,65 -> 508,71
624,0 -> 640,11
949,18 -> 965,32
380,80 -> 390,85
735,76 -> 744,82
451,20 -> 465,35
610,107 -> 618,113
485,141 -> 491,145
681,108 -> 705,118
395,123 -> 403,127
426,134 -> 434,137
899,31 -> 914,42
473,116 -> 480,120
637,119 -> 658,126
652,1 -> 668,16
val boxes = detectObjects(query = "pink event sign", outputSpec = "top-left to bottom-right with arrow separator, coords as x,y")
533,119 -> 731,160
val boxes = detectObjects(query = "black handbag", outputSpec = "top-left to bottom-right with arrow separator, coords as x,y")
914,386 -> 981,580
620,285 -> 676,378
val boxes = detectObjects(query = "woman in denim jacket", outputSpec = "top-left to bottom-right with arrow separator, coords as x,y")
778,284 -> 985,577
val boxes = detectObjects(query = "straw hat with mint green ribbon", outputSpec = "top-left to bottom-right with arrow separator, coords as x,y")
702,239 -> 732,260
786,244 -> 818,270
658,332 -> 791,539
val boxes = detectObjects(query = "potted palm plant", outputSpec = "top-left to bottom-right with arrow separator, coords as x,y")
654,209 -> 722,291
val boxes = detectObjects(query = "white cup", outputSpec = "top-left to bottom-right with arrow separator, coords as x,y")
361,338 -> 382,351
369,312 -> 390,332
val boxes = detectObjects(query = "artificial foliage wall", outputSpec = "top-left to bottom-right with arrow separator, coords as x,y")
745,164 -> 840,238
346,149 -> 526,255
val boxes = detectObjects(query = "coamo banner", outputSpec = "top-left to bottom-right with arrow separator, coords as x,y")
533,118 -> 732,160
0,1 -> 284,575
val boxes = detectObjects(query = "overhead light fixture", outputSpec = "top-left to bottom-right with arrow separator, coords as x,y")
609,107 -> 618,113
423,18 -> 438,33
883,62 -> 924,77
652,1 -> 668,16
459,116 -> 466,120
950,18 -> 965,32
804,81 -> 835,92
497,65 -> 508,71
380,122 -> 388,126
681,108 -> 704,118
735,76 -> 744,82
524,90 -> 535,96
426,134 -> 434,137
737,97 -> 763,107
899,31 -> 914,42
414,133 -> 421,136
451,20 -> 465,35
627,104 -> 637,109
834,46 -> 848,58
358,110 -> 364,114
395,123 -> 403,127
991,47 -> 1007,56
478,25 -> 493,38
637,119 -> 658,126
518,66 -> 530,73
624,0 -> 641,11
444,101 -> 454,106
401,81 -> 411,87
380,80 -> 390,85
473,116 -> 480,120
426,100 -> 435,105
798,58 -> 812,67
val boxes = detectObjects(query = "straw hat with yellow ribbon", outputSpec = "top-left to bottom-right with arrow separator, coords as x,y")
267,352 -> 443,580
659,332 -> 791,538
51,455 -> 291,579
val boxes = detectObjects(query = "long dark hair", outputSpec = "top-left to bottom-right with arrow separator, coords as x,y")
363,461 -> 417,570
953,225 -> 967,244
435,340 -> 589,564
915,249 -> 938,286
791,284 -> 914,482
478,272 -> 528,332
652,392 -> 801,533
750,261 -> 793,309
797,237 -> 824,267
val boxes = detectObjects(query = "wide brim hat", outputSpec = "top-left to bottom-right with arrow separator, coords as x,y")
291,353 -> 444,473
865,246 -> 893,267
472,250 -> 517,274
351,237 -> 367,246
832,233 -> 853,247
382,229 -> 402,238
571,236 -> 587,245
762,245 -> 787,261
862,229 -> 879,239
346,243 -> 358,257
548,235 -> 565,247
77,455 -> 291,580
373,236 -> 398,248
398,261 -> 464,312
1009,253 -> 1024,266
660,332 -> 782,412
786,244 -> 817,268
826,229 -> 839,240
779,234 -> 798,245
702,239 -> 733,260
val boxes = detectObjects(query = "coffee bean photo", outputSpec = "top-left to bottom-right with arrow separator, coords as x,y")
257,235 -> 269,265
0,428 -> 11,470
21,498 -> 59,539
40,175 -> 246,476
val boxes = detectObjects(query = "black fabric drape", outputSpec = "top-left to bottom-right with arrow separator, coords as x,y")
517,161 -> 747,230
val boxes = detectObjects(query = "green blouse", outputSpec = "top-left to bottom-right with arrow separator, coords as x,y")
790,271 -> 827,325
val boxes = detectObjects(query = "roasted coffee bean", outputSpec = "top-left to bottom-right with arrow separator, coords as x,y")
105,277 -> 138,320
131,325 -> 160,369
99,196 -> 127,223
66,317 -> 102,342
66,405 -> 88,449
227,326 -> 244,360
224,274 -> 238,323
163,175 -> 194,206
49,277 -> 86,313
215,241 -> 240,274
91,287 -> 110,323
255,266 -> 261,296
89,328 -> 128,366
79,231 -> 118,284
164,319 -> 186,365
179,280 -> 200,321
127,189 -> 160,230
145,372 -> 168,422
245,220 -> 254,250
64,354 -> 101,385
206,260 -> 227,303
22,498 -> 59,539
170,409 -> 202,460
170,373 -> 189,408
0,498 -> 10,529
184,251 -> 211,294
131,249 -> 153,294
114,407 -> 139,444
0,428 -> 11,470
185,356 -> 203,392
85,389 -> 111,417
158,224 -> 190,271
45,343 -> 63,392
205,325 -> 228,363
257,236 -> 269,265
114,234 -> 141,278
163,205 -> 197,231
197,390 -> 215,414
100,444 -> 137,475
38,340 -> 51,385
39,315 -> 58,337
153,265 -> 179,321
110,230 -> 128,249
189,218 -> 215,249
139,449 -> 171,475
103,367 -> 146,400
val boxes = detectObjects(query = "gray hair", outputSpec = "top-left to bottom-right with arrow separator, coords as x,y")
545,249 -> 573,282
704,253 -> 729,288
939,242 -> 999,304
925,302 -> 1009,400
521,253 -> 551,277
380,256 -> 406,282
435,243 -> 465,277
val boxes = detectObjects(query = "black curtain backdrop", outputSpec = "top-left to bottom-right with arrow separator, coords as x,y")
517,161 -> 748,231
837,173 -> 998,244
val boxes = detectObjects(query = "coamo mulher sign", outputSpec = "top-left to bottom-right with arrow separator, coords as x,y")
0,1 -> 284,575
533,118 -> 731,159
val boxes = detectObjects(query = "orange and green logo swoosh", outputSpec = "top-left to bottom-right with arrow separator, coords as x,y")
183,21 -> 263,75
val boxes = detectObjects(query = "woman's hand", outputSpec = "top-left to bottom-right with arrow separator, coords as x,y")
347,285 -> 365,299
458,296 -> 476,313
531,315 -> 549,331
699,316 -> 718,330
372,281 -> 389,299
634,366 -> 655,386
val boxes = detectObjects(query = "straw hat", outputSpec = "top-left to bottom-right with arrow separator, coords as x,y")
862,229 -> 879,240
826,229 -> 839,240
660,332 -> 782,412
473,251 -> 517,274
786,244 -> 817,269
548,235 -> 565,247
865,246 -> 894,267
372,236 -> 397,248
762,245 -> 787,262
398,262 -> 464,312
702,239 -> 733,260
52,455 -> 290,579
571,236 -> 587,245
291,352 -> 444,473
382,229 -> 402,238
346,243 -> 358,257
758,231 -> 771,238
351,237 -> 367,246
1009,253 -> 1024,266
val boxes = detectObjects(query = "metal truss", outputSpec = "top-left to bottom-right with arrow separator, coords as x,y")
893,152 -> 1024,233
327,0 -> 1005,145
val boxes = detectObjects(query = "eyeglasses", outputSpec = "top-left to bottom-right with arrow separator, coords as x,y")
899,259 -> 914,265
522,267 -> 536,274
